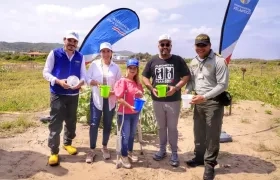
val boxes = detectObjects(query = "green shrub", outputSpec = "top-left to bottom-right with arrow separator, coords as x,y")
77,86 -> 157,135
17,55 -> 34,61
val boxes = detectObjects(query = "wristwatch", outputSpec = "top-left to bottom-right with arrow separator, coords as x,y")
175,85 -> 180,91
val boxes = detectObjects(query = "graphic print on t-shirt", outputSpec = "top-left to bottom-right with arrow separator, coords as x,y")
155,64 -> 174,83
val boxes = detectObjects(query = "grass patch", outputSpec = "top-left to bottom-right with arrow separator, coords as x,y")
1,60 -> 280,113
255,142 -> 269,152
228,64 -> 280,107
272,117 -> 280,124
271,118 -> 280,137
265,110 -> 273,115
0,61 -> 128,112
276,129 -> 280,137
254,142 -> 280,155
0,115 -> 38,136
0,62 -> 50,112
241,118 -> 251,124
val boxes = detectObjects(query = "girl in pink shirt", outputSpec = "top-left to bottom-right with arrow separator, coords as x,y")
114,58 -> 144,169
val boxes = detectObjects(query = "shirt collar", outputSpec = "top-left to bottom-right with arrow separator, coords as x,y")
63,47 -> 76,55
208,49 -> 215,59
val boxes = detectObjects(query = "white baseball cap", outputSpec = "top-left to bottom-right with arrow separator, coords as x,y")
65,31 -> 79,41
158,34 -> 172,42
100,42 -> 112,51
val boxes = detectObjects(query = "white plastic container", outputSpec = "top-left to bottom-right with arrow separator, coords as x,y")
181,94 -> 193,108
67,75 -> 80,88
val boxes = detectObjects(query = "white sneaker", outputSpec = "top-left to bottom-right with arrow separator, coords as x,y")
121,156 -> 132,169
101,148 -> 111,160
128,151 -> 138,162
85,150 -> 96,163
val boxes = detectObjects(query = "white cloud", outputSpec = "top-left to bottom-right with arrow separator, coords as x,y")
167,14 -> 182,21
244,25 -> 251,32
36,4 -> 72,16
140,8 -> 160,21
0,0 -> 278,59
189,26 -> 212,36
36,4 -> 110,19
9,10 -> 17,14
251,6 -> 280,22
74,4 -> 110,19
168,28 -> 180,34
134,0 -> 211,10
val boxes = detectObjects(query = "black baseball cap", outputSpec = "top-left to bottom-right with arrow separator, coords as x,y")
195,34 -> 211,45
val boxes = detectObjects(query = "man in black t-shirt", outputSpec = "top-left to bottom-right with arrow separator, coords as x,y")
142,34 -> 191,167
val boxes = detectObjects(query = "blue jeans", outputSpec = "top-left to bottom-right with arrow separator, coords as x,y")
117,113 -> 140,157
89,96 -> 115,149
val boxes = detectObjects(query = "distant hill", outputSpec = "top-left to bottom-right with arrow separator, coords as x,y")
0,41 -> 63,52
0,42 -> 135,56
114,50 -> 135,56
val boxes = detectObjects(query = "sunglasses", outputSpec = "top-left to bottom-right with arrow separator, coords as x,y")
67,39 -> 78,44
160,43 -> 170,47
196,44 -> 208,48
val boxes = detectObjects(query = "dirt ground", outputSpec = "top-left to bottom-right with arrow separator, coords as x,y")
0,100 -> 280,180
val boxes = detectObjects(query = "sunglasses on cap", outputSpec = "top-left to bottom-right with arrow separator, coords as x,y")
160,43 -> 171,48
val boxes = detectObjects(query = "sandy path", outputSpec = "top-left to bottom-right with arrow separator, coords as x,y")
0,100 -> 280,180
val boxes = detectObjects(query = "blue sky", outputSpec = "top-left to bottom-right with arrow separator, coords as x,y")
0,0 -> 279,59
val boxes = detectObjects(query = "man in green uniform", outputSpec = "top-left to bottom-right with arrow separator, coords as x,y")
185,34 -> 229,180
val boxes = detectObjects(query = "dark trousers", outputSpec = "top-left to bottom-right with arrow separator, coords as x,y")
117,113 -> 140,156
193,99 -> 224,166
89,96 -> 115,149
48,93 -> 79,154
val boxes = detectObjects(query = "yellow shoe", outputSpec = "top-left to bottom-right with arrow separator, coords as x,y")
63,145 -> 77,155
48,154 -> 59,166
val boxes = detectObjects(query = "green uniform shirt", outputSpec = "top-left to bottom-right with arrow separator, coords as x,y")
186,50 -> 229,100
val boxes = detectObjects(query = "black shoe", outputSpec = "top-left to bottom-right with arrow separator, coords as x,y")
153,151 -> 167,161
203,164 -> 215,180
40,116 -> 51,123
185,158 -> 204,167
169,152 -> 179,167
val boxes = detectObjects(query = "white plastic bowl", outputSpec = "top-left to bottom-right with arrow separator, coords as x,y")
67,75 -> 80,88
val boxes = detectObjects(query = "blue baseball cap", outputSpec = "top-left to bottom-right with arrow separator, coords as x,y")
126,58 -> 139,67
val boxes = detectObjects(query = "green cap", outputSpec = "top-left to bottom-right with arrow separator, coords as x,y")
195,34 -> 211,45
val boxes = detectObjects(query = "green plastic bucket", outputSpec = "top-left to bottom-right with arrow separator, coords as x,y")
156,84 -> 168,97
100,85 -> 111,98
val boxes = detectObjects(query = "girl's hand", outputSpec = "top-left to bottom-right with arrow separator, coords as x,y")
129,105 -> 136,113
135,90 -> 143,98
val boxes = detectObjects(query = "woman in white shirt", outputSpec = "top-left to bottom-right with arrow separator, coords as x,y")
85,42 -> 122,163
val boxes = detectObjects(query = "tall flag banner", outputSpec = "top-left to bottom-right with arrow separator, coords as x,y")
219,0 -> 259,63
79,8 -> 140,63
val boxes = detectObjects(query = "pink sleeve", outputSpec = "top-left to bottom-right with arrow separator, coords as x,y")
138,83 -> 144,93
114,78 -> 125,98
